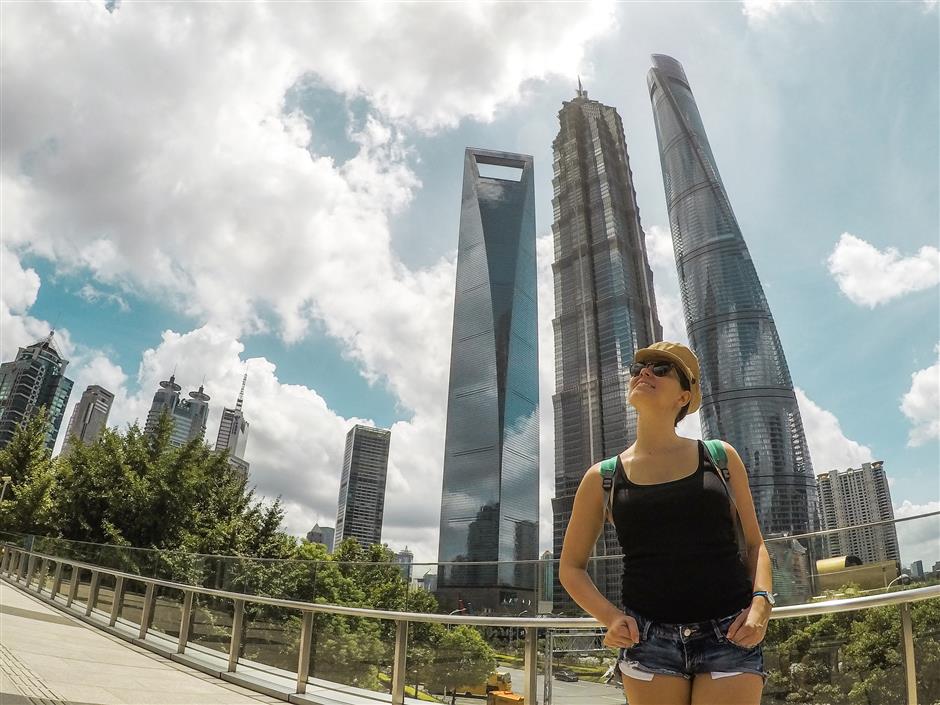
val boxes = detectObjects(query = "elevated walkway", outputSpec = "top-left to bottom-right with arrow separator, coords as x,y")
1,581 -> 280,705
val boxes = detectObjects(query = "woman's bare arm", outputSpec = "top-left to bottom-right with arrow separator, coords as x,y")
559,464 -> 628,628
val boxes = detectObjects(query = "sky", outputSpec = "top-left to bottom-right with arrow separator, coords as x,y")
2,0 -> 938,574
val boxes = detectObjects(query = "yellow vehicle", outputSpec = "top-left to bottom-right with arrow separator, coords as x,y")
487,691 -> 524,705
456,671 -> 512,697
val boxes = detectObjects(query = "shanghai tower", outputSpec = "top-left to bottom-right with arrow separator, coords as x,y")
647,55 -> 818,538
551,84 -> 663,613
437,148 -> 539,614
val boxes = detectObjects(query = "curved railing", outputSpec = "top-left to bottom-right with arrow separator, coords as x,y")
2,540 -> 938,705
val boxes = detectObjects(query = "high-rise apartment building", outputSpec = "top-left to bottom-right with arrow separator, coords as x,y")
0,332 -> 73,452
144,375 -> 211,447
215,374 -> 250,478
334,424 -> 391,550
816,461 -> 900,564
647,55 -> 818,538
550,84 -> 663,613
62,385 -> 114,455
436,148 -> 540,614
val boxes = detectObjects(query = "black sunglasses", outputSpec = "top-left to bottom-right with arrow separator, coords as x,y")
629,360 -> 677,378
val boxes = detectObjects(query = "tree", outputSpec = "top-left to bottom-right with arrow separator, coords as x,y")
428,625 -> 496,704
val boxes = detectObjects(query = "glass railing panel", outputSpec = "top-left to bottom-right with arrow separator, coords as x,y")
95,573 -> 116,616
542,627 -> 620,705
148,586 -> 183,640
188,593 -> 232,656
238,603 -> 300,674
306,614 -> 394,695
119,578 -> 148,627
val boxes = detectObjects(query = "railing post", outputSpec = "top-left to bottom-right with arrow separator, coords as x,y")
66,567 -> 80,607
110,576 -> 125,627
296,611 -> 314,694
228,599 -> 244,672
543,628 -> 553,705
139,583 -> 156,639
390,620 -> 409,705
178,590 -> 194,653
35,558 -> 49,592
7,549 -> 18,577
17,550 -> 28,580
50,562 -> 64,599
85,570 -> 100,616
0,546 -> 9,573
24,554 -> 36,585
900,602 -> 918,705
523,627 -> 538,705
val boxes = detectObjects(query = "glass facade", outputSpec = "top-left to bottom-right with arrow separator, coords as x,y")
647,54 -> 819,538
550,87 -> 663,613
437,148 -> 540,614
0,333 -> 74,452
62,384 -> 114,455
144,376 -> 210,447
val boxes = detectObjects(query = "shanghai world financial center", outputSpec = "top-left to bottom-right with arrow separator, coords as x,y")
438,57 -> 817,614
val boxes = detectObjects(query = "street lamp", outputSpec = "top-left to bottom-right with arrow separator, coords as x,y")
0,476 -> 11,504
887,574 -> 912,589
449,608 -> 467,615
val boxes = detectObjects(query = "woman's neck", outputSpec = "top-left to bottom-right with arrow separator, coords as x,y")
633,414 -> 684,455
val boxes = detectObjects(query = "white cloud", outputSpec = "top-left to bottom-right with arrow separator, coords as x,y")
77,284 -> 129,313
826,232 -> 940,308
794,387 -> 875,474
893,500 -> 940,570
741,0 -> 825,25
900,345 -> 940,447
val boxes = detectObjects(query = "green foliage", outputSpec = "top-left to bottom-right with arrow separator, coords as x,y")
764,581 -> 940,704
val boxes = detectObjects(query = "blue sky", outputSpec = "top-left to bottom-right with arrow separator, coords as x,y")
2,0 -> 937,568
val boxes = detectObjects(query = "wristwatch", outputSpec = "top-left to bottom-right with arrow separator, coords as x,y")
752,590 -> 776,606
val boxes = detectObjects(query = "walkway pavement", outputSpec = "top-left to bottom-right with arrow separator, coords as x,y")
0,581 -> 283,705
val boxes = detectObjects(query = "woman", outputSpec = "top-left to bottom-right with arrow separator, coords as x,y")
559,341 -> 773,705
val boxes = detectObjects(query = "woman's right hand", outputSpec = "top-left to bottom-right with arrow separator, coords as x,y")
602,612 -> 641,648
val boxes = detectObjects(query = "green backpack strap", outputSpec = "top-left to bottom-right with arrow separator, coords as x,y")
599,456 -> 619,523
702,439 -> 749,565
703,439 -> 729,480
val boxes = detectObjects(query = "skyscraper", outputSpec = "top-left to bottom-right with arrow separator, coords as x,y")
396,547 -> 414,582
550,85 -> 663,613
334,424 -> 391,550
215,373 -> 250,478
436,148 -> 540,614
62,384 -> 114,455
0,332 -> 74,452
647,54 -> 818,538
816,461 -> 900,564
144,375 -> 211,447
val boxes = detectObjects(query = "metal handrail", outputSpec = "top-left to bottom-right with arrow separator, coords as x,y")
2,543 -> 936,705
3,509 -> 937,568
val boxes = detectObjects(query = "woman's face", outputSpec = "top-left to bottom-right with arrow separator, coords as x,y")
628,360 -> 689,413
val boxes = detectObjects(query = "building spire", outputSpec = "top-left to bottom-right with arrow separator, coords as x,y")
235,372 -> 247,411
576,75 -> 586,99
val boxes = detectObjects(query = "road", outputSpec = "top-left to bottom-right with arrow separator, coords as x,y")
496,665 -> 626,705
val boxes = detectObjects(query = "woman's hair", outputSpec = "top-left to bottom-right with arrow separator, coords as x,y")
674,367 -> 692,427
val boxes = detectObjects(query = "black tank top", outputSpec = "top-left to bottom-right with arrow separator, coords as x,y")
611,439 -> 752,623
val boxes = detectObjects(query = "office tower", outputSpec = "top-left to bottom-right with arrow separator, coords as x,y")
538,550 -> 554,613
144,375 -> 211,447
215,374 -> 250,478
0,332 -> 74,452
550,83 -> 663,613
436,148 -> 540,614
306,523 -> 335,553
396,547 -> 414,582
816,461 -> 900,564
911,560 -> 924,580
647,55 -> 818,538
62,385 -> 114,455
334,424 -> 391,550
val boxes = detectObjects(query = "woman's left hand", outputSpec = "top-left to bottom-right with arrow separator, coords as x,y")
726,601 -> 770,648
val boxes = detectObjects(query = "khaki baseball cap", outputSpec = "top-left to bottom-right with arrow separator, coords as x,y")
634,341 -> 702,413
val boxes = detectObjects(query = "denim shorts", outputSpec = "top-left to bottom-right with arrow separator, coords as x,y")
617,605 -> 769,683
